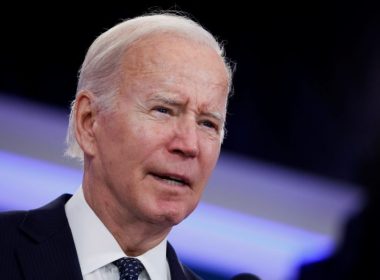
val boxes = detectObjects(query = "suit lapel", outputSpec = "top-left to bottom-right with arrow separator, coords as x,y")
167,242 -> 199,280
16,194 -> 196,280
17,194 -> 82,280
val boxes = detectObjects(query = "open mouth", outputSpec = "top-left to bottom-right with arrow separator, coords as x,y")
150,173 -> 190,187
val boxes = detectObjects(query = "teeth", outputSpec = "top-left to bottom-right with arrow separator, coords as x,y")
162,178 -> 185,186
154,174 -> 186,185
167,176 -> 183,182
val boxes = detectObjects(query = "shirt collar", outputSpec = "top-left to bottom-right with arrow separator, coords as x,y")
65,187 -> 169,280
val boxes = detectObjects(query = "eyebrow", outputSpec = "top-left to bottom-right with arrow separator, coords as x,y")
149,94 -> 182,106
148,93 -> 225,124
201,111 -> 225,125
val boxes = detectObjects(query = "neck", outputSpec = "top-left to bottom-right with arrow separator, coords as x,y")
82,178 -> 171,256
100,208 -> 170,256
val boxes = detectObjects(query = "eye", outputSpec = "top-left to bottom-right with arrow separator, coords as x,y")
153,106 -> 171,115
200,120 -> 218,131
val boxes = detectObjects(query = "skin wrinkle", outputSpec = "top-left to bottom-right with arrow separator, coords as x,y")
122,78 -> 227,140
147,94 -> 225,125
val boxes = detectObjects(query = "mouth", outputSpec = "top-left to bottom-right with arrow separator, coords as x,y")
150,172 -> 191,187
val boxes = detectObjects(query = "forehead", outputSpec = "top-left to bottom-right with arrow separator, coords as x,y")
121,34 -> 229,92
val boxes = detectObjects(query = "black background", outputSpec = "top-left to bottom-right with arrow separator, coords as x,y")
1,2 -> 380,189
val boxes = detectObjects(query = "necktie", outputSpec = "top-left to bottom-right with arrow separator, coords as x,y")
113,257 -> 144,280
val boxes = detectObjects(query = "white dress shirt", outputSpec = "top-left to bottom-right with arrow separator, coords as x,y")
65,187 -> 171,280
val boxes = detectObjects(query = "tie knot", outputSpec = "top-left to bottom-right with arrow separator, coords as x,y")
113,257 -> 144,280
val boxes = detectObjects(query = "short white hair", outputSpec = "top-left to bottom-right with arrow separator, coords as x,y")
65,12 -> 234,161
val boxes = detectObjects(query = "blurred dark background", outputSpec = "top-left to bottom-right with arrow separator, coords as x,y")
1,2 -> 380,279
1,2 -> 379,186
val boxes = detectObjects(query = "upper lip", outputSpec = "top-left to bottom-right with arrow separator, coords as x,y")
150,172 -> 191,186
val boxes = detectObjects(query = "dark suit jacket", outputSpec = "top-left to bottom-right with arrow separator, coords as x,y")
0,194 -> 201,280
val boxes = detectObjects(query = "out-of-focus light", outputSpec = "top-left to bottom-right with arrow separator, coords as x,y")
170,202 -> 333,280
0,150 -> 334,279
0,150 -> 80,210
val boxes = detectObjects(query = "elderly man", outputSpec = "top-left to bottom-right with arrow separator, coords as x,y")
0,12 -> 233,280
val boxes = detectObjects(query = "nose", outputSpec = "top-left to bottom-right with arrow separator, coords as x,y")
168,118 -> 199,158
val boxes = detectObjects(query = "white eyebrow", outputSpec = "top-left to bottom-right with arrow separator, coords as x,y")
149,94 -> 182,106
149,93 -> 225,124
202,111 -> 225,125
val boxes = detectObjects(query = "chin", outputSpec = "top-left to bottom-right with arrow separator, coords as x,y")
158,211 -> 186,226
144,197 -> 198,226
168,205 -> 198,225
151,206 -> 192,226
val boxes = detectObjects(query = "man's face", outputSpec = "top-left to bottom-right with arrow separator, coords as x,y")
92,34 -> 229,227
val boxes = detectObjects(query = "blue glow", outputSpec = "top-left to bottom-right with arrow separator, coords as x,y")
170,203 -> 334,279
0,150 -> 334,279
0,150 -> 80,210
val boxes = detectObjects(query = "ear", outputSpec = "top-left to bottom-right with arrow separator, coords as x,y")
74,90 -> 97,157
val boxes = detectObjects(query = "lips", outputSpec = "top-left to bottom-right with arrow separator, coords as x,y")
150,172 -> 191,187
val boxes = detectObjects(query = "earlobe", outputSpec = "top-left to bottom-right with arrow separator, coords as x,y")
75,91 -> 97,156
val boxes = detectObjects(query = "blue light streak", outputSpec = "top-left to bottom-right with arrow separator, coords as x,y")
0,150 -> 334,279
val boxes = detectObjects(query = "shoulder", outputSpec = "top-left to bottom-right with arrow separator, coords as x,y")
0,209 -> 28,272
0,194 -> 72,245
0,210 -> 27,240
0,210 -> 28,278
0,209 -> 27,224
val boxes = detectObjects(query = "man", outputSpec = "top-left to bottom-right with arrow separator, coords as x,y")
0,12 -> 233,280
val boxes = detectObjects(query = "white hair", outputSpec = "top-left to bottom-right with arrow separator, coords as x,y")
65,12 -> 234,161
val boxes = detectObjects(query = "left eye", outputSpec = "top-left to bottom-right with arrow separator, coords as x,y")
201,120 -> 217,130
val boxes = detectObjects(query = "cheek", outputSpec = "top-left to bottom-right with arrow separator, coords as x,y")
135,119 -> 176,151
113,119 -> 169,165
200,142 -> 221,177
132,123 -> 166,149
96,119 -> 142,170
